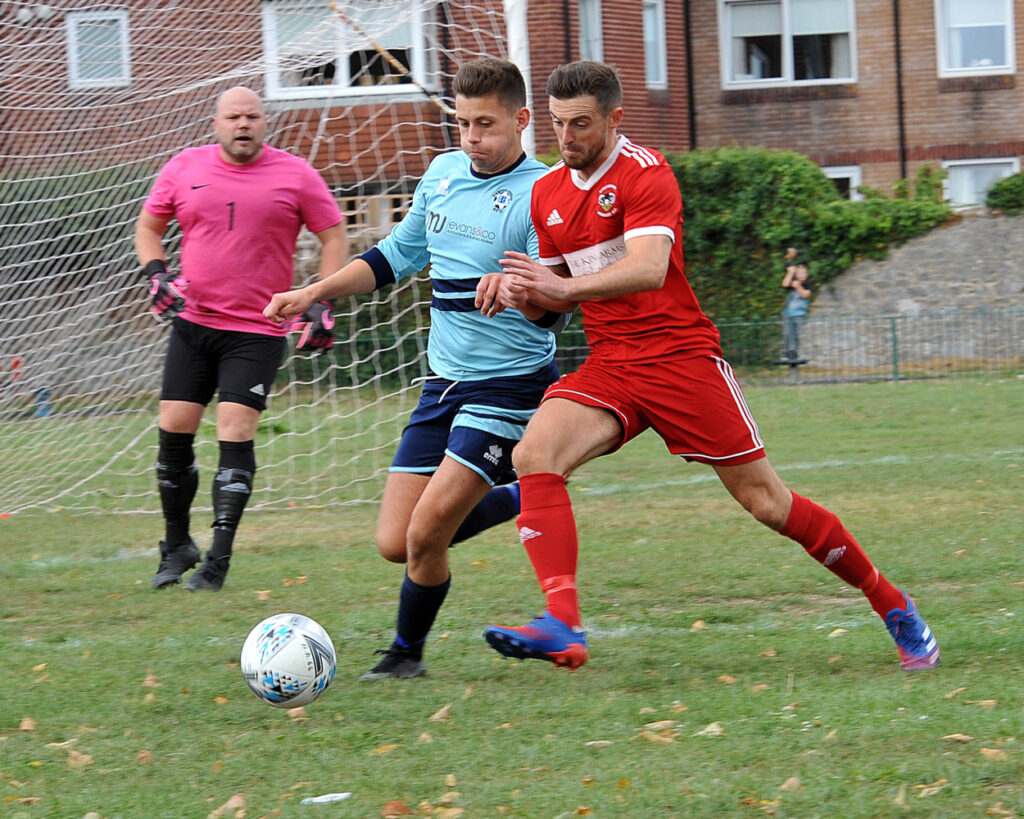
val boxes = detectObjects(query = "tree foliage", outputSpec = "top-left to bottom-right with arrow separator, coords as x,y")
669,147 -> 951,320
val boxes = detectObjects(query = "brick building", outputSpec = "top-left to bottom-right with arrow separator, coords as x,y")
4,0 -> 1022,209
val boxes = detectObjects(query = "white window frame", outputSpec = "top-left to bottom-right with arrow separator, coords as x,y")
578,0 -> 603,62
935,0 -> 1015,77
941,157 -> 1020,207
718,0 -> 856,89
822,165 -> 864,201
66,10 -> 131,89
643,0 -> 668,89
261,0 -> 435,102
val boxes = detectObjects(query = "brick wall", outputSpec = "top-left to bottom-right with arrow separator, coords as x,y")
689,0 -> 1024,191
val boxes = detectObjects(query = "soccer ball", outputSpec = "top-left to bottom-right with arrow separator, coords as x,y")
240,613 -> 336,708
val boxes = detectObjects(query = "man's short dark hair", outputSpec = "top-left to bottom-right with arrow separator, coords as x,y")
546,60 -> 622,115
452,58 -> 527,112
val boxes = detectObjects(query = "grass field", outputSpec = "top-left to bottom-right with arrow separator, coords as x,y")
1,379 -> 1022,818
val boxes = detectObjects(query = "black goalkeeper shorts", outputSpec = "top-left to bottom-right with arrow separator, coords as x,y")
161,318 -> 286,412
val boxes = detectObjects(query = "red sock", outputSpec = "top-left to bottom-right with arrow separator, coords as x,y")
781,492 -> 905,617
516,473 -> 581,628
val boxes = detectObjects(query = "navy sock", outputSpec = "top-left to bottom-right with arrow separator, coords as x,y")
451,483 -> 520,544
394,573 -> 451,658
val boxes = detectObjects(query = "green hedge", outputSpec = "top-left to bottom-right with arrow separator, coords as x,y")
986,172 -> 1024,214
669,147 -> 951,320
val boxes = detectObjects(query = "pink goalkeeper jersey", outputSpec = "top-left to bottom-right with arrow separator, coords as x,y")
143,144 -> 343,335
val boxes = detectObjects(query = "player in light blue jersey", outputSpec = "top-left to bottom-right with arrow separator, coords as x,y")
265,58 -> 571,680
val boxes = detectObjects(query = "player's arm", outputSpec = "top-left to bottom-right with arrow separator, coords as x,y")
135,208 -> 188,320
782,267 -> 796,288
287,222 -> 351,352
264,257 -> 377,324
499,234 -> 671,304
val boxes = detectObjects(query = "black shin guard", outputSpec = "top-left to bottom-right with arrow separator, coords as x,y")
208,440 -> 256,561
156,429 -> 198,544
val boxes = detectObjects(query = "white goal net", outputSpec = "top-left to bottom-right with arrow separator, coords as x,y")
0,0 -> 518,515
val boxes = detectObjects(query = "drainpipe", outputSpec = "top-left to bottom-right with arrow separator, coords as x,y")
562,0 -> 572,61
893,0 -> 907,178
684,0 -> 697,149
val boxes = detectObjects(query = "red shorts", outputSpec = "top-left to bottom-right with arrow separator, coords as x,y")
543,353 -> 765,465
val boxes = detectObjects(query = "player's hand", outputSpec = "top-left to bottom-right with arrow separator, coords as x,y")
145,260 -> 186,321
499,251 -> 574,303
293,299 -> 336,353
264,289 -> 315,325
476,273 -> 508,317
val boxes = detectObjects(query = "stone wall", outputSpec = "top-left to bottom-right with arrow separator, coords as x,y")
797,211 -> 1024,376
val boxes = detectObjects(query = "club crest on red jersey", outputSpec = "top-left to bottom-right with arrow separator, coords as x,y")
596,184 -> 619,218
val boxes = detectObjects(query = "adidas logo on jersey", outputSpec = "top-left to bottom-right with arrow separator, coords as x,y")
518,526 -> 542,543
545,209 -> 563,227
249,383 -> 266,396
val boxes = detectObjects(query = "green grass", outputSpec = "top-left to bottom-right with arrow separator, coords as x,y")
1,379 -> 1022,818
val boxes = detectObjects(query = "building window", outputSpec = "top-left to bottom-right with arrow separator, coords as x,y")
942,158 -> 1019,206
643,0 -> 667,88
720,0 -> 853,87
66,10 -> 131,89
578,0 -> 603,62
261,0 -> 435,101
936,0 -> 1014,76
822,165 -> 863,201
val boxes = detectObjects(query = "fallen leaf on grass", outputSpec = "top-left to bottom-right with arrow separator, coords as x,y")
18,717 -> 36,732
67,749 -> 93,771
944,687 -> 968,699
632,729 -> 675,744
717,674 -> 737,685
913,778 -> 947,798
429,703 -> 452,722
143,693 -> 157,704
436,809 -> 464,818
417,732 -> 433,743
942,733 -> 973,743
254,590 -> 272,601
694,722 -> 726,738
32,663 -> 46,673
750,683 -> 771,693
370,744 -> 400,756
212,760 -> 224,774
985,802 -> 1016,816
827,628 -> 847,639
207,792 -> 246,818
980,748 -> 1009,761
689,619 -> 707,632
142,671 -> 161,689
380,800 -> 414,816
437,790 -> 461,805
287,707 -> 308,721
759,648 -> 777,658
966,699 -> 998,708
892,783 -> 907,806
779,777 -> 801,792
644,720 -> 677,732
213,696 -> 228,705
136,749 -> 154,765
670,701 -> 688,712
12,797 -> 42,806
585,740 -> 613,749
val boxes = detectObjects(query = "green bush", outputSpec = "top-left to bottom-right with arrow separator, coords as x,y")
669,147 -> 951,320
985,172 -> 1024,214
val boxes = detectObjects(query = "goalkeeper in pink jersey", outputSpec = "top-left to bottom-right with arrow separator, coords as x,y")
134,86 -> 347,591
478,61 -> 939,673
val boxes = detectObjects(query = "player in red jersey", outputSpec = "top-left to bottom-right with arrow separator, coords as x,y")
478,61 -> 939,672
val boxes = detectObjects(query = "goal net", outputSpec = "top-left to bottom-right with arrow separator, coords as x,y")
0,0 -> 520,516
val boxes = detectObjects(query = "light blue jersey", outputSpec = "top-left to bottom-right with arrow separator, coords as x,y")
374,151 -> 554,381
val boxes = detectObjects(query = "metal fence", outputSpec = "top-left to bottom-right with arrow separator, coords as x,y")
554,307 -> 1024,385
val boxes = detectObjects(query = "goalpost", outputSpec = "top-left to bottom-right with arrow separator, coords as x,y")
0,0 -> 530,516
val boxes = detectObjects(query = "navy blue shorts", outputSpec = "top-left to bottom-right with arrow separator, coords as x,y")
161,318 -> 286,412
391,360 -> 559,485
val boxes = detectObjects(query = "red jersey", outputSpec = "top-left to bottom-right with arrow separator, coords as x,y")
532,135 -> 720,363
